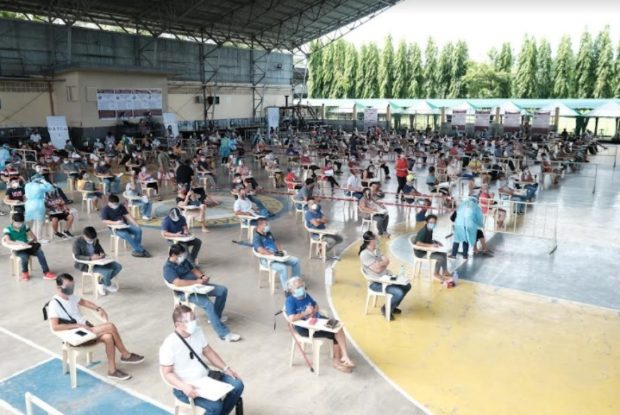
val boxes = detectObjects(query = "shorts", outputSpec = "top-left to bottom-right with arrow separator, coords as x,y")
476,229 -> 484,240
50,212 -> 70,221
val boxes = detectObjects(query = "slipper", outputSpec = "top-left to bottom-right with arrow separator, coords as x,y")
333,361 -> 352,373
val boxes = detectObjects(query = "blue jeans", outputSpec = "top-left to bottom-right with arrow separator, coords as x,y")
93,262 -> 122,286
345,191 -> 364,200
103,177 -> 121,194
261,256 -> 300,290
17,247 -> 49,273
112,224 -> 145,253
181,283 -> 230,338
247,195 -> 269,216
369,282 -> 412,312
133,200 -> 153,217
173,374 -> 244,415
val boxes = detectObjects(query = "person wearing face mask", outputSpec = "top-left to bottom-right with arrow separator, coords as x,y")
233,188 -> 269,220
160,305 -> 244,414
359,231 -> 412,320
100,194 -> 150,257
359,186 -> 390,237
252,218 -> 301,294
413,214 -> 451,281
73,226 -> 123,296
304,197 -> 343,257
162,208 -> 203,261
395,153 -> 409,198
124,180 -> 153,220
293,178 -> 315,209
195,154 -> 216,189
95,159 -> 121,194
137,165 -> 161,200
163,244 -> 240,342
24,174 -> 55,243
450,196 -> 484,260
285,277 -> 355,373
48,273 -> 144,380
4,178 -> 26,214
2,213 -> 57,281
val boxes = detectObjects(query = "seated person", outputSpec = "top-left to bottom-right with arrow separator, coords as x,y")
413,214 -> 451,281
345,170 -> 364,200
231,174 -> 271,215
359,187 -> 390,237
293,178 -> 315,209
358,231 -> 412,320
253,218 -> 301,294
4,177 -> 26,214
160,304 -> 244,415
285,277 -> 355,373
100,194 -> 151,258
161,208 -> 202,262
95,159 -> 121,194
137,166 -> 161,201
73,226 -> 123,296
320,162 -> 339,190
163,244 -> 240,342
1,163 -> 24,184
77,173 -> 105,210
233,188 -> 269,220
124,181 -> 153,221
304,197 -> 343,257
45,189 -> 75,238
2,213 -> 57,281
415,198 -> 432,222
284,168 -> 302,190
48,273 -> 144,380
61,158 -> 83,181
402,174 -> 421,203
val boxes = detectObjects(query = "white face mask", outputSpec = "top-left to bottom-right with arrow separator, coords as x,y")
184,319 -> 197,334
13,222 -> 24,229
109,203 -> 119,209
176,254 -> 187,265
11,182 -> 19,189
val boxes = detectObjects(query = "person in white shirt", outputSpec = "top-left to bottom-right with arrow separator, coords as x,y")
47,273 -> 144,380
160,305 -> 244,415
30,129 -> 42,144
233,188 -> 269,219
345,169 -> 364,200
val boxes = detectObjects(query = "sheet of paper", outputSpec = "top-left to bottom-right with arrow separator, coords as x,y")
189,377 -> 234,401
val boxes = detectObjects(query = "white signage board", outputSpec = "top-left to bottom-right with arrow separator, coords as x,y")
452,110 -> 467,129
532,111 -> 551,130
162,113 -> 179,137
363,108 -> 378,129
46,116 -> 69,148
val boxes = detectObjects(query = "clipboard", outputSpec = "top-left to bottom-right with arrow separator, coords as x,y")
55,328 -> 97,346
188,377 -> 234,401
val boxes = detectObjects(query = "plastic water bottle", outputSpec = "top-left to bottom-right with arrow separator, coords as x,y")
399,265 -> 405,279
325,267 -> 333,286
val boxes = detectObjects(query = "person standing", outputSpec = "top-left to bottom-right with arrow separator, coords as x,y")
395,153 -> 409,198
450,196 -> 484,260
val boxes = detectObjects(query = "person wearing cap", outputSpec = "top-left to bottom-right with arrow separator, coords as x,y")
48,273 -> 144,380
161,208 -> 203,262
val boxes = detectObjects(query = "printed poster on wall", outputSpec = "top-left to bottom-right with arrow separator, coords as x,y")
162,113 -> 179,137
474,111 -> 491,130
363,108 -> 378,129
46,116 -> 70,149
96,89 -> 163,119
266,107 -> 280,131
503,112 -> 521,131
532,111 -> 551,131
452,110 -> 467,129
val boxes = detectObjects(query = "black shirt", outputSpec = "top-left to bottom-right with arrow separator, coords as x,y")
176,165 -> 194,184
414,226 -> 433,258
6,187 -> 25,201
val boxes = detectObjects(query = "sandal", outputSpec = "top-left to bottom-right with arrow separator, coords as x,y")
333,361 -> 352,373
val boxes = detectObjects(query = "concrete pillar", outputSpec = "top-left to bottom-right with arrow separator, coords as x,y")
554,107 -> 560,131
440,107 -> 446,125
352,103 -> 357,129
321,104 -> 325,121
386,105 -> 391,130
495,107 -> 500,125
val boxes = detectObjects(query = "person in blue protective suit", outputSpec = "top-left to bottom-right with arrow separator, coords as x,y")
25,176 -> 55,241
449,196 -> 483,260
219,134 -> 232,164
0,145 -> 11,170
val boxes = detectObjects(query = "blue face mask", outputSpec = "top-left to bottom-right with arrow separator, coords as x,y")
427,223 -> 436,230
294,287 -> 306,298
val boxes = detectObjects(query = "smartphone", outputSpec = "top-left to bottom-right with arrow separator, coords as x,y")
75,330 -> 88,336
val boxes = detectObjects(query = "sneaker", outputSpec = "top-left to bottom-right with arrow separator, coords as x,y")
120,353 -> 144,364
63,230 -> 73,237
40,239 -> 50,244
131,251 -> 146,257
55,232 -> 67,239
142,216 -> 152,221
221,333 -> 241,342
21,272 -> 30,281
447,255 -> 457,259
380,306 -> 395,321
43,272 -> 57,280
393,308 -> 402,314
106,284 -> 119,293
97,283 -> 107,296
107,369 -> 132,381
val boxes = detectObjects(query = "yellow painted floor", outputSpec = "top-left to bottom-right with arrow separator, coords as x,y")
331,231 -> 620,415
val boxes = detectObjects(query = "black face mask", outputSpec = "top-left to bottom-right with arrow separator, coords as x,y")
61,285 -> 75,296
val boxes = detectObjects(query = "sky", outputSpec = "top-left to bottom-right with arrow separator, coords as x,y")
341,0 -> 620,61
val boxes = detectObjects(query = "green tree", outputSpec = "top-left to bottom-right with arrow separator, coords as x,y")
379,35 -> 395,98
355,44 -> 369,98
574,31 -> 595,98
536,38 -> 553,98
615,40 -> 620,98
342,42 -> 358,98
552,36 -> 574,98
495,42 -> 513,96
463,62 -> 510,98
392,39 -> 410,98
407,43 -> 424,98
329,40 -> 348,98
449,40 -> 469,98
423,37 -> 439,98
515,36 -> 538,98
363,42 -> 381,98
593,26 -> 614,98
319,43 -> 337,98
306,41 -> 324,98
437,42 -> 454,98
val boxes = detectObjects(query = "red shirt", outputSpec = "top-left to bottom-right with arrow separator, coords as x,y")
395,158 -> 408,178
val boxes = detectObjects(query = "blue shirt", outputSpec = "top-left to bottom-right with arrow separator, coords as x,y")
163,259 -> 197,285
100,205 -> 129,222
161,216 -> 187,234
285,293 -> 317,319
253,231 -> 278,252
304,209 -> 325,230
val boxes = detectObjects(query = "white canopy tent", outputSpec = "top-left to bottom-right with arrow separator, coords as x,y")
494,101 -> 528,115
403,101 -> 439,115
538,101 -> 579,117
585,101 -> 620,117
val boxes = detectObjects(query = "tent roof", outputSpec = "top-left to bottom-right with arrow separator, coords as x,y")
537,101 -> 579,117
586,101 -> 620,117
